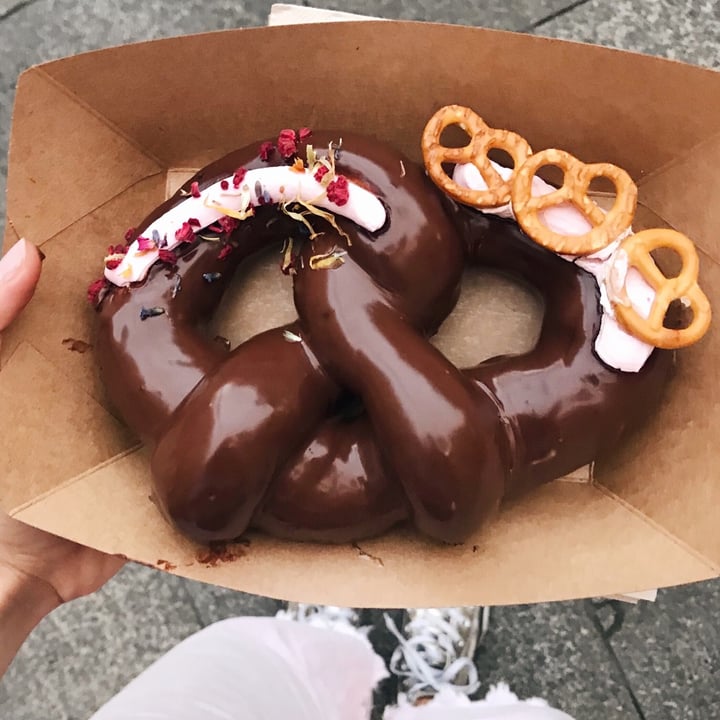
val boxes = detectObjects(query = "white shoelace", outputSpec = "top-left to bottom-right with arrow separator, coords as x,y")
385,608 -> 481,703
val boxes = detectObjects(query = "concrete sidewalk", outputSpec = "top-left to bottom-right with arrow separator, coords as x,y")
1,2 -> 718,719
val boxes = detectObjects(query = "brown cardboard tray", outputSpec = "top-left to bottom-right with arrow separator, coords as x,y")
1,21 -> 718,607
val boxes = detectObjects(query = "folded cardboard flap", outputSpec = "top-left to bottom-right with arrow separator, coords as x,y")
2,22 -> 719,605
7,69 -> 162,245
0,343 -> 137,510
2,175 -> 169,408
638,131 -> 720,259
12,447 -> 712,607
595,266 -> 720,567
34,23 -> 720,177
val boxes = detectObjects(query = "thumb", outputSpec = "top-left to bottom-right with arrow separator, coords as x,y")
0,238 -> 42,331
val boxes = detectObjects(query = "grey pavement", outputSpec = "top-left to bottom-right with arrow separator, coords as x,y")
1,1 -> 719,719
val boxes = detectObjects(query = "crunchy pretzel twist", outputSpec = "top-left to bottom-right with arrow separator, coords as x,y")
611,229 -> 711,349
421,104 -> 533,208
511,148 -> 638,255
421,106 -> 710,349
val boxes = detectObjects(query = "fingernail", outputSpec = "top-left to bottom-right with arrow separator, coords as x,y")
0,238 -> 28,283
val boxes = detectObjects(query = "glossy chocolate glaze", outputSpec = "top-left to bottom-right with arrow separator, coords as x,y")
95,133 -> 672,546
97,132 -> 471,543
453,208 -> 673,495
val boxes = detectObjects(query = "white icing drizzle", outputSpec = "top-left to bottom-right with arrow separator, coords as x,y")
105,165 -> 387,287
453,161 -> 655,373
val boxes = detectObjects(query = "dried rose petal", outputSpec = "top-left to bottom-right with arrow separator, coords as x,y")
175,222 -> 196,244
124,227 -> 136,243
218,244 -> 233,260
277,128 -> 298,159
233,167 -> 247,188
327,175 -> 350,206
87,278 -> 108,305
299,127 -> 312,140
218,216 -> 240,234
190,181 -> 201,198
259,142 -> 275,161
220,179 -> 229,190
136,236 -> 156,251
107,243 -> 127,256
187,217 -> 201,227
158,249 -> 178,265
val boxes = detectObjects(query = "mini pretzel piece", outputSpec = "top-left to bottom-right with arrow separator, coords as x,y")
611,229 -> 711,349
511,148 -> 638,255
421,105 -> 533,208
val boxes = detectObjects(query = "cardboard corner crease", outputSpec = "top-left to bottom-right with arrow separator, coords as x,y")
1,13 -> 719,608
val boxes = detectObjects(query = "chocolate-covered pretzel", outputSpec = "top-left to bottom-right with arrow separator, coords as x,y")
94,132 -> 671,545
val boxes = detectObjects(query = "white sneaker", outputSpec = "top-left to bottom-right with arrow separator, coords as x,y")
277,603 -> 372,641
385,607 -> 490,704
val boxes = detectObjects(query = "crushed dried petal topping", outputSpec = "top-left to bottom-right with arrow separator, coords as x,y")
309,247 -> 347,270
140,306 -> 165,320
158,249 -> 178,265
101,133 -> 387,291
327,175 -> 350,206
218,216 -> 240,234
280,238 -> 296,275
87,278 -> 109,305
259,141 -> 275,161
175,222 -> 196,244
233,167 -> 247,187
104,253 -> 126,270
314,165 -> 330,183
277,128 -> 298,159
136,236 -> 157,252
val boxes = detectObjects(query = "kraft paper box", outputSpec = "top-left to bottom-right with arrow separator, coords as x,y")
1,20 -> 719,608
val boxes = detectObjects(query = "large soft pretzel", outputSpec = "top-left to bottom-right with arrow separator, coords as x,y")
94,132 -> 671,545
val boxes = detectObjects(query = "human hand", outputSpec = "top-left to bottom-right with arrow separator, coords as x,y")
0,239 -> 124,675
